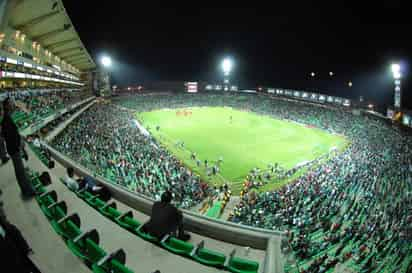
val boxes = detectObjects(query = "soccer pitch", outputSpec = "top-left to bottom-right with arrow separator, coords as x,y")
139,107 -> 347,194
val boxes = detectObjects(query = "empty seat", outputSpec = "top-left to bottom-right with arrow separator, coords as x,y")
161,236 -> 194,256
77,189 -> 96,200
228,256 -> 259,273
50,214 -> 82,240
99,202 -> 122,221
193,247 -> 226,267
36,190 -> 57,206
86,196 -> 107,209
42,201 -> 67,221
92,259 -> 134,273
67,229 -> 106,266
91,249 -> 133,273
115,211 -> 141,232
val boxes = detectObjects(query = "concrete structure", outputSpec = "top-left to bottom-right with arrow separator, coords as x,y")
0,0 -> 95,90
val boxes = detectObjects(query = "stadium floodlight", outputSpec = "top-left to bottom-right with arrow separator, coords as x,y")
101,56 -> 112,68
221,58 -> 233,76
391,63 -> 403,108
348,81 -> 353,87
329,71 -> 334,76
310,72 -> 315,77
391,63 -> 400,75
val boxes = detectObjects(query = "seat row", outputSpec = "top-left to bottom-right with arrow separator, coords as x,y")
30,172 -> 135,273
60,177 -> 260,273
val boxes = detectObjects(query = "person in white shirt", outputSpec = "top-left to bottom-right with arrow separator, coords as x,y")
63,167 -> 79,191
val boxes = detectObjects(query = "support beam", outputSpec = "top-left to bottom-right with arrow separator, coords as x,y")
32,24 -> 71,43
13,10 -> 59,32
68,59 -> 89,66
53,46 -> 82,55
45,38 -> 77,49
70,59 -> 93,66
61,52 -> 84,60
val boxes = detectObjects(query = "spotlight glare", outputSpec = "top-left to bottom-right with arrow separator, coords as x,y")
391,63 -> 400,74
101,56 -> 112,67
221,58 -> 233,76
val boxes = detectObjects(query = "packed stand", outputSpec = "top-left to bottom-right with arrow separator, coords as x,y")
0,88 -> 83,130
115,92 -> 412,272
52,103 -> 207,209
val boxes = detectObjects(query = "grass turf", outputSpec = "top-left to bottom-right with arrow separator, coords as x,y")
139,107 -> 347,194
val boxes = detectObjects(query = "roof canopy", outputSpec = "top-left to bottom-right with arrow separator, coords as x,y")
8,0 -> 95,71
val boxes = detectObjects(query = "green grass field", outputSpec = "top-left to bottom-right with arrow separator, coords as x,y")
139,107 -> 347,194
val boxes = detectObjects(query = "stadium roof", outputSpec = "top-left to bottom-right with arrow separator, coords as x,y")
7,0 -> 95,71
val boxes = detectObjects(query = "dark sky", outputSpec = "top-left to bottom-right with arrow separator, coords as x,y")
63,2 -> 411,110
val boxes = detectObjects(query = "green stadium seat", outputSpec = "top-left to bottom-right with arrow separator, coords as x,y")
227,256 -> 259,273
161,236 -> 194,256
36,190 -> 57,206
92,259 -> 134,273
86,196 -> 107,209
135,227 -> 158,243
41,200 -> 67,221
77,189 -> 97,200
50,213 -> 82,240
115,211 -> 141,232
192,243 -> 226,267
91,249 -> 133,273
99,202 -> 122,220
67,230 -> 106,266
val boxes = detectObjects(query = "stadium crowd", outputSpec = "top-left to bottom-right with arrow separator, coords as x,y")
0,88 -> 85,130
52,103 -> 208,209
52,92 -> 412,272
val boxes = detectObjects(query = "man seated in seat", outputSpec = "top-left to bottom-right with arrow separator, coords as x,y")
80,175 -> 112,201
142,191 -> 190,241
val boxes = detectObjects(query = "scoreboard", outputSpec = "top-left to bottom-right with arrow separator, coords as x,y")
186,82 -> 198,93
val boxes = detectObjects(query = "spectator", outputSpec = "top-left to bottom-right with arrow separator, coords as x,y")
0,107 -> 10,165
63,167 -> 79,191
79,175 -> 111,201
0,136 -> 9,165
142,191 -> 190,241
1,98 -> 35,199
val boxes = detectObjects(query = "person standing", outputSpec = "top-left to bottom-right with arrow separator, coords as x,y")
0,135 -> 9,165
1,98 -> 35,199
0,107 -> 10,165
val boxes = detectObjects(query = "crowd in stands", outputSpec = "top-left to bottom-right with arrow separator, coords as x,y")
52,103 -> 208,209
53,92 -> 412,272
0,88 -> 86,130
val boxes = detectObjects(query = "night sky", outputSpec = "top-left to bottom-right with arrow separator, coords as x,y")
63,2 -> 411,111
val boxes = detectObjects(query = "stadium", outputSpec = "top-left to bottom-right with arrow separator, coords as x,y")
0,1 -> 411,273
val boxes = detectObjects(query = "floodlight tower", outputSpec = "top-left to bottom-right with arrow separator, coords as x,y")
391,63 -> 402,109
95,55 -> 112,97
221,57 -> 233,91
